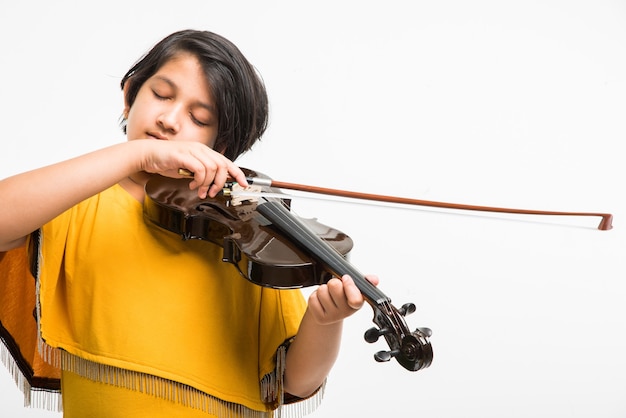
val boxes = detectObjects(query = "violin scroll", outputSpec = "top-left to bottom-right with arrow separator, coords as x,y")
366,303 -> 433,371
364,303 -> 417,343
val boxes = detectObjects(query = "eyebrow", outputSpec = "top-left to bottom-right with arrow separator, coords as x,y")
153,75 -> 217,114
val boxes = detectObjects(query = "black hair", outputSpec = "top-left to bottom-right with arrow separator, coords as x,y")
120,30 -> 268,160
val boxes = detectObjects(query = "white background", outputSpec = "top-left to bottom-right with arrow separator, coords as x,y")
1,1 -> 625,417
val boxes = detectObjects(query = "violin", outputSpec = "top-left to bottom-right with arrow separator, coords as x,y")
144,168 -> 434,372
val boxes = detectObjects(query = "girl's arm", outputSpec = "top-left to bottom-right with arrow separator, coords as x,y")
283,274 -> 379,397
0,140 -> 247,251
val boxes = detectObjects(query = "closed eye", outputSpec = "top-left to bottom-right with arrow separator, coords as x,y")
191,113 -> 211,127
153,90 -> 170,100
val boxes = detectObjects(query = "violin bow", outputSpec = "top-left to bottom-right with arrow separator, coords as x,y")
178,169 -> 613,230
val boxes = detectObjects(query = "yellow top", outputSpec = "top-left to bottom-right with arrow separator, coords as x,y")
34,184 -> 308,416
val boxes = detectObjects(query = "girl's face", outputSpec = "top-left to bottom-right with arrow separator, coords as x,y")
124,53 -> 218,148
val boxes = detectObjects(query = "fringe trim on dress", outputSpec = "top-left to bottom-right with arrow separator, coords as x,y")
0,339 -> 62,411
34,338 -> 323,417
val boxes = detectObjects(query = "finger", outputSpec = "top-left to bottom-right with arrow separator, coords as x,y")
307,284 -> 331,322
364,274 -> 380,287
188,165 -> 209,198
340,275 -> 366,310
228,164 -> 249,188
207,167 -> 227,198
186,154 -> 222,198
325,277 -> 347,308
318,280 -> 340,309
206,154 -> 245,198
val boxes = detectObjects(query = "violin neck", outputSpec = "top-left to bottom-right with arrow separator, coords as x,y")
256,199 -> 389,305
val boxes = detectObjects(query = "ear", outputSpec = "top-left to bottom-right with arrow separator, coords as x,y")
122,79 -> 132,118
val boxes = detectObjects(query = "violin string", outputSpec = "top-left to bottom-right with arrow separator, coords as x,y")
256,199 -> 389,305
260,200 -> 414,335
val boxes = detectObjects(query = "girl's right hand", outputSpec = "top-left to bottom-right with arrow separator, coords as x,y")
135,139 -> 248,198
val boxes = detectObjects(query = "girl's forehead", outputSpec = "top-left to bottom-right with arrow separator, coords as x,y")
155,53 -> 203,78
153,54 -> 211,92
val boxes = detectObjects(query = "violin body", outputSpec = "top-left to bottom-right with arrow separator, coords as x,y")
144,168 -> 354,289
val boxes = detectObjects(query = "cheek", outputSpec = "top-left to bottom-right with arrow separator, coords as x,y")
207,129 -> 219,148
124,113 -> 144,140
174,126 -> 218,149
125,101 -> 155,140
192,126 -> 218,148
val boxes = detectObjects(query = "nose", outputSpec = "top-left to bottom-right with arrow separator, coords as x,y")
157,104 -> 183,134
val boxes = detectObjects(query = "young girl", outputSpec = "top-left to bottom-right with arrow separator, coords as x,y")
0,29 -> 377,417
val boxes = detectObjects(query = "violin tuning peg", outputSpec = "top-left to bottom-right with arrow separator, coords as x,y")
364,326 -> 385,343
399,303 -> 416,317
374,350 -> 392,362
416,327 -> 432,337
374,349 -> 400,363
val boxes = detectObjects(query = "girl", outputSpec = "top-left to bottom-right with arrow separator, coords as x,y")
0,29 -> 376,417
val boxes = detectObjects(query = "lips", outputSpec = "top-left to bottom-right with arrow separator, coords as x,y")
147,132 -> 168,140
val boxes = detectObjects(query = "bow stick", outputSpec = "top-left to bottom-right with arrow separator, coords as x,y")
177,168 -> 613,230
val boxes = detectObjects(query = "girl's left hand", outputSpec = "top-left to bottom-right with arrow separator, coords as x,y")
307,274 -> 379,325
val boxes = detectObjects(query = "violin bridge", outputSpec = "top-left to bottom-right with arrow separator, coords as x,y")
226,183 -> 263,206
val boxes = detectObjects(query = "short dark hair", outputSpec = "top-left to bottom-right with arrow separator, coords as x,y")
120,30 -> 269,161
